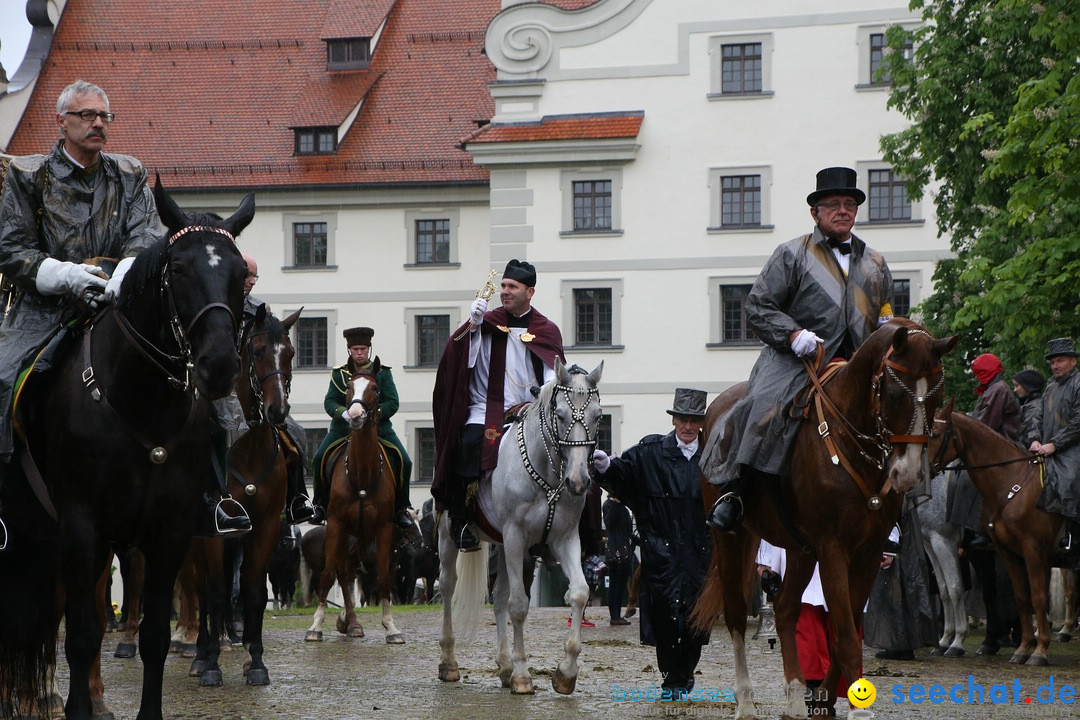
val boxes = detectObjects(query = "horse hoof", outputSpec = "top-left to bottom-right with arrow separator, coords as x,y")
189,659 -> 208,677
246,668 -> 270,685
438,662 -> 460,682
199,669 -> 223,687
1055,632 -> 1072,643
114,642 -> 137,658
347,626 -> 365,638
169,640 -> 184,653
1026,655 -> 1049,667
180,643 -> 198,658
42,693 -> 65,716
386,633 -> 405,644
551,668 -> 576,695
976,643 -> 1000,656
91,695 -> 115,720
499,668 -> 513,688
511,676 -> 535,695
943,647 -> 966,658
336,616 -> 349,634
1008,652 -> 1030,664
930,646 -> 945,656
304,630 -> 323,642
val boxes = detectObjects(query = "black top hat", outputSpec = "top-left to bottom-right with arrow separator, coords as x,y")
343,326 -> 374,347
666,388 -> 707,418
1011,369 -> 1045,395
807,166 -> 866,206
1044,337 -> 1078,361
503,259 -> 536,288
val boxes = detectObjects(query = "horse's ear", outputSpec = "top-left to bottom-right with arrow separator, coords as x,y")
891,326 -> 909,353
153,175 -> 189,232
281,306 -> 303,332
254,303 -> 268,324
939,396 -> 956,418
221,192 -> 256,238
586,359 -> 604,386
371,356 -> 382,376
555,356 -> 568,383
934,335 -> 959,357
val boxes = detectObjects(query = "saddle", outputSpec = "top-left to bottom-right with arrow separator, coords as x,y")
320,435 -> 404,488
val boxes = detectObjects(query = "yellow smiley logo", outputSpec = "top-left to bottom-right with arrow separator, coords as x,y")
847,678 -> 877,708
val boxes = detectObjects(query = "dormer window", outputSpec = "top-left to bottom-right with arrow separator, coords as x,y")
327,38 -> 371,70
295,127 -> 337,155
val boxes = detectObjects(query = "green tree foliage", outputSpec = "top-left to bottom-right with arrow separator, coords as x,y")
881,0 -> 1079,407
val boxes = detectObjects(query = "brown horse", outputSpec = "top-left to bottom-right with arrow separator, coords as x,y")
691,318 -> 956,718
305,361 -> 405,644
929,409 -> 1065,665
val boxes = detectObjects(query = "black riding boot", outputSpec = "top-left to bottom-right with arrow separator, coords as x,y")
198,491 -> 252,537
0,461 -> 8,552
707,481 -> 744,533
450,480 -> 479,552
284,457 -> 316,525
394,475 -> 414,529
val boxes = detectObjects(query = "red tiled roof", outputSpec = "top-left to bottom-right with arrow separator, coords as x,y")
7,0 -> 499,190
320,0 -> 397,40
465,112 -> 644,144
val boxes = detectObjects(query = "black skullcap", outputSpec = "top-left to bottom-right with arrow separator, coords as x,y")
502,259 -> 536,288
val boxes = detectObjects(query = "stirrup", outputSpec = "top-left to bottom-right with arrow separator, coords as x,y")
285,496 -> 316,525
707,491 -> 743,532
0,515 -> 8,551
454,521 -> 480,553
215,497 -> 252,537
1060,531 -> 1074,553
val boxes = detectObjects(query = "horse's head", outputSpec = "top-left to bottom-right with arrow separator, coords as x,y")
343,358 -> 382,432
145,177 -> 253,399
863,319 -> 958,494
239,304 -> 301,427
540,358 -> 604,497
928,398 -> 959,474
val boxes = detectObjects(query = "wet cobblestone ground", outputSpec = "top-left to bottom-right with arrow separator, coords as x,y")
58,605 -> 1080,719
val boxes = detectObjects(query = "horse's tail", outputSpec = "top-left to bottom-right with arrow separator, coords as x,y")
0,481 -> 61,712
689,531 -> 726,634
450,541 -> 489,645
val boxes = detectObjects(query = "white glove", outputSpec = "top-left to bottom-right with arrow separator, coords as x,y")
104,256 -> 136,302
469,297 -> 488,325
790,329 -> 821,357
35,258 -> 107,297
591,449 -> 610,474
341,408 -> 351,422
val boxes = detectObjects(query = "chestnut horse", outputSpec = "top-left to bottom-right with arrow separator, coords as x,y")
929,409 -> 1064,665
305,361 -> 405,644
691,319 -> 956,718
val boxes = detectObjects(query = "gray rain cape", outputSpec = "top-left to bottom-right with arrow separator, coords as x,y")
702,227 -> 893,484
1034,368 -> 1080,520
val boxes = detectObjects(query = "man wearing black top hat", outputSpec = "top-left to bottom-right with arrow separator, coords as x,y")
310,326 -> 414,528
590,388 -> 712,697
432,259 -> 564,551
702,167 -> 895,533
1028,338 -> 1080,550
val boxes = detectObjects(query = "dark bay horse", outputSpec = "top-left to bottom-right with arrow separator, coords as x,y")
930,409 -> 1064,665
0,180 -> 251,720
305,361 -> 405,644
691,319 -> 956,718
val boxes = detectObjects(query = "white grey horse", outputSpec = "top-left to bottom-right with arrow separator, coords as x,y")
916,470 -> 969,655
437,359 -> 603,695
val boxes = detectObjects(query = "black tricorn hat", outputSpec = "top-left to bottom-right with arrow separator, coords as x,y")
502,259 -> 536,288
807,166 -> 866,206
1044,337 -> 1078,361
343,326 -> 374,347
666,388 -> 707,418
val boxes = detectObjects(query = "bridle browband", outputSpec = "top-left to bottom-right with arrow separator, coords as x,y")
517,372 -> 602,543
805,328 -> 945,509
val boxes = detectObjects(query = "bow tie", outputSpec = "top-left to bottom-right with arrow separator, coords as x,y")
828,238 -> 852,255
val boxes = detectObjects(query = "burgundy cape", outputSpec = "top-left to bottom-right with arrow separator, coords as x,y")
430,306 -> 564,509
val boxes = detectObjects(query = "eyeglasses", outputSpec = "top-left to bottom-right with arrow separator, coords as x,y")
65,110 -> 116,123
247,273 -> 259,280
816,200 -> 859,212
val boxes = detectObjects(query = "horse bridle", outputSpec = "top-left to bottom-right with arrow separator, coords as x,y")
806,329 -> 945,509
345,372 -> 381,430
243,327 -> 292,429
518,372 -> 602,542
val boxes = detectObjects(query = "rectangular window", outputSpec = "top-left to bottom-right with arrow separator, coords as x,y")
597,414 -> 613,455
721,43 -> 762,94
868,169 -> 912,222
295,127 -> 337,156
869,33 -> 913,86
721,285 -> 760,343
416,314 -> 449,367
415,219 -> 450,265
572,180 -> 612,232
721,175 -> 761,227
415,427 -> 436,484
892,279 -> 911,318
327,38 -> 371,70
296,317 -> 328,368
293,222 -> 328,266
574,288 -> 613,346
302,428 -> 327,480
